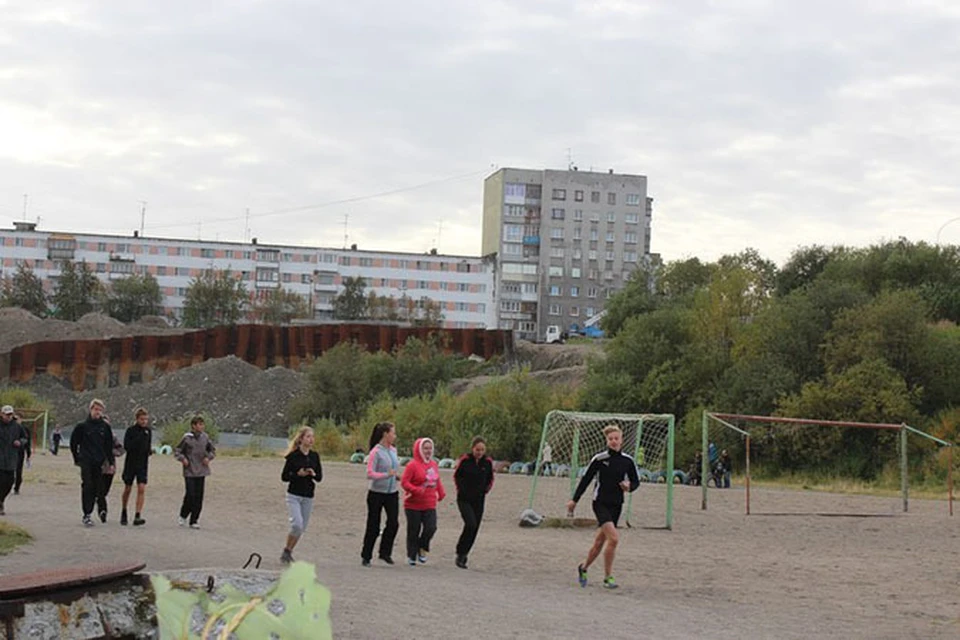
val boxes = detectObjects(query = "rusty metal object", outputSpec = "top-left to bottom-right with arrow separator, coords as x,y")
0,563 -> 146,601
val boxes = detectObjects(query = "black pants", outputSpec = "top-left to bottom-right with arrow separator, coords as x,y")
456,497 -> 485,558
52,438 -> 61,455
99,473 -> 115,515
0,470 -> 14,506
362,491 -> 399,562
80,462 -> 105,517
405,508 -> 437,561
14,450 -> 27,492
180,477 -> 206,524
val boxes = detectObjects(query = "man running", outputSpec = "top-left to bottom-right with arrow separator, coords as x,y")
566,424 -> 640,590
120,408 -> 152,526
70,399 -> 116,527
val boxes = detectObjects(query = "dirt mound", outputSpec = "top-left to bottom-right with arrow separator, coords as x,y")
0,308 -> 184,354
17,356 -> 304,436
512,339 -> 602,371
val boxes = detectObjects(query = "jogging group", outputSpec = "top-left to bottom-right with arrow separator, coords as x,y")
2,400 -> 640,588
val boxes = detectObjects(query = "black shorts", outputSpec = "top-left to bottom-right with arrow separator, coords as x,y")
122,466 -> 148,486
592,501 -> 622,527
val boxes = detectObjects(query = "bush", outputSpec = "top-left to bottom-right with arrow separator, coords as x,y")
0,386 -> 55,426
158,412 -> 221,447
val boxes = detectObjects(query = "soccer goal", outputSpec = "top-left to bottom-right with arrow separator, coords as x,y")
527,411 -> 676,529
702,411 -> 955,516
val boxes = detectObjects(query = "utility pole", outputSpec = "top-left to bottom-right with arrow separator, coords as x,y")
139,200 -> 147,235
22,194 -> 28,220
343,214 -> 349,249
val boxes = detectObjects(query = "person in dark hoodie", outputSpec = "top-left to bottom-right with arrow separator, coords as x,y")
279,426 -> 322,564
453,436 -> 495,569
400,437 -> 445,567
70,399 -> 116,527
0,405 -> 29,516
174,415 -> 216,529
566,424 -> 640,590
120,408 -> 152,526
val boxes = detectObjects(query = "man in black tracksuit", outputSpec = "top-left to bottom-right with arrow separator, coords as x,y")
70,399 -> 116,527
453,436 -> 495,569
567,424 -> 640,590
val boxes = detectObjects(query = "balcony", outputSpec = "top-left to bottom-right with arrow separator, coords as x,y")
109,252 -> 135,262
522,235 -> 540,246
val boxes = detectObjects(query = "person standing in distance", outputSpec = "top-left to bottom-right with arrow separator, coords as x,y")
70,399 -> 116,527
361,422 -> 400,567
51,427 -> 63,455
453,436 -> 495,569
174,416 -> 216,529
0,405 -> 28,516
566,424 -> 640,590
120,408 -> 152,526
280,426 -> 323,564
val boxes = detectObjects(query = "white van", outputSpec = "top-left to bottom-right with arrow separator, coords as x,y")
544,325 -> 564,344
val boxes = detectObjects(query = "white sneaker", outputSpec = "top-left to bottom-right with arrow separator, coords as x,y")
189,522 -> 201,529
178,517 -> 186,527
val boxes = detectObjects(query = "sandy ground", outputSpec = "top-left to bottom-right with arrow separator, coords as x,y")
1,453 -> 958,639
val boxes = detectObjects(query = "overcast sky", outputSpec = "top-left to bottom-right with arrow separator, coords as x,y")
3,1 -> 960,264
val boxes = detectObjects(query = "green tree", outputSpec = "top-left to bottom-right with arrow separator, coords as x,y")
104,273 -> 162,322
250,288 -> 311,324
52,260 -> 102,320
1,262 -> 48,317
603,265 -> 658,336
182,270 -> 248,328
411,297 -> 445,327
656,257 -> 714,301
332,276 -> 368,320
775,244 -> 841,297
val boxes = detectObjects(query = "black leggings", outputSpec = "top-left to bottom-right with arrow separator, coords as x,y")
456,497 -> 485,558
361,491 -> 399,562
179,477 -> 206,524
405,509 -> 437,561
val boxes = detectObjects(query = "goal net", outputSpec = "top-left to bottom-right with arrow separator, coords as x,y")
702,411 -> 954,516
527,411 -> 676,529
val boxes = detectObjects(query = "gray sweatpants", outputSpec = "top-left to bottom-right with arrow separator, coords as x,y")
286,493 -> 314,537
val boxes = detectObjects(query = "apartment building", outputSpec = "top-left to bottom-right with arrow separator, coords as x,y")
0,221 -> 496,329
482,168 -> 652,341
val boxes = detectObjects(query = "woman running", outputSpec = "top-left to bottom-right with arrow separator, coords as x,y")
400,437 -> 445,566
360,422 -> 400,567
280,426 -> 323,564
453,436 -> 494,569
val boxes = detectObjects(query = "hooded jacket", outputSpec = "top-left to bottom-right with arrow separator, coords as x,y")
454,453 -> 495,503
174,429 -> 216,478
70,416 -> 116,467
401,437 -> 446,511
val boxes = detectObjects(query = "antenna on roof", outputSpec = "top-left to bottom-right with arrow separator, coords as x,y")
343,214 -> 349,249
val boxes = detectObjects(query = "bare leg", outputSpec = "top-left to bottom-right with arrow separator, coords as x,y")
285,534 -> 300,552
121,484 -> 132,511
136,484 -> 146,513
600,523 -> 619,577
582,528 -> 607,570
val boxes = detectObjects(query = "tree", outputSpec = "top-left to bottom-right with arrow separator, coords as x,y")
250,288 -> 311,324
332,276 -> 368,320
775,245 -> 841,297
182,270 -> 248,328
603,266 -> 658,336
104,273 -> 162,322
52,260 -> 102,320
412,297 -> 445,327
1,263 -> 48,317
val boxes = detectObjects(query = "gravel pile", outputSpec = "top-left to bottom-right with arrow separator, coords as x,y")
0,309 -> 184,354
18,356 -> 305,437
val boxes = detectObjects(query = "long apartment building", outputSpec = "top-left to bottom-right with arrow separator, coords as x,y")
482,168 -> 653,341
0,221 -> 496,329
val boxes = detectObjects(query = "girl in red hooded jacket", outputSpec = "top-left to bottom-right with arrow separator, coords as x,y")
400,437 -> 445,566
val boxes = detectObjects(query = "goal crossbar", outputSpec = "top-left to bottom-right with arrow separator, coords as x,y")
703,411 -> 954,517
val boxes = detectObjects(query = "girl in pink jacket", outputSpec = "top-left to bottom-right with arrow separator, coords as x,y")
400,437 -> 446,566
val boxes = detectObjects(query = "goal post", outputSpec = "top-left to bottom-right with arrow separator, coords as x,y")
702,411 -> 954,516
527,410 -> 676,529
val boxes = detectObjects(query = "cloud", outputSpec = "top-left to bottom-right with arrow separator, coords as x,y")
3,1 -> 960,262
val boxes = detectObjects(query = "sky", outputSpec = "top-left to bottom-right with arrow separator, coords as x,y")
3,0 -> 960,265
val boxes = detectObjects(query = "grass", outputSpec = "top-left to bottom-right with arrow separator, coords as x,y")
0,521 -> 32,555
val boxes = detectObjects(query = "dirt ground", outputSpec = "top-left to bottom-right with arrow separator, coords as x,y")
2,453 -> 957,639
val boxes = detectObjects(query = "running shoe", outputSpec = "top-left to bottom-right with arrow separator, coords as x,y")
281,549 -> 294,565
189,522 -> 201,529
82,515 -> 94,527
120,511 -> 128,526
577,564 -> 588,588
99,510 -> 107,524
455,555 -> 468,570
603,576 -> 619,590
133,516 -> 146,526
178,517 -> 186,527
361,559 -> 371,567
407,558 -> 417,567
379,556 -> 395,565
417,550 -> 428,564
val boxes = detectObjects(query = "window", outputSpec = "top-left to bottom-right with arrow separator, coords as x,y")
574,190 -> 584,202
398,259 -> 409,269
504,224 -> 523,242
176,267 -> 189,276
418,280 -> 428,289
588,288 -> 598,298
549,304 -> 561,315
570,286 -> 580,297
606,232 -> 616,242
503,243 -> 522,256
624,251 -> 638,262
455,302 -> 468,311
282,273 -> 292,283
550,247 -> 565,258
549,285 -> 561,296
626,193 -> 641,206
570,306 -> 579,316
573,227 -> 582,240
340,256 -> 352,266
588,250 -> 598,260
573,209 -> 583,221
589,270 -> 599,280
505,183 -> 525,198
571,267 -> 581,278
590,213 -> 600,223
573,248 -> 582,259
321,254 -> 337,263
503,282 -> 521,293
98,242 -> 107,252
456,262 -> 471,273
302,274 -> 312,283
550,227 -> 564,240
590,229 -> 599,241
317,274 -> 335,285
549,265 -> 564,277
157,266 -> 167,276
457,282 -> 469,291
551,208 -> 565,220
478,303 -> 486,313
440,262 -> 448,271
504,204 -> 525,217
501,300 -> 521,312
551,188 -> 566,200
359,257 -> 373,267
624,232 -> 638,244
282,253 -> 293,262
177,287 -> 188,296
607,192 -> 616,205
607,212 -> 616,223
604,270 -> 614,280
625,212 -> 640,224
591,191 -> 600,203
605,250 -> 616,260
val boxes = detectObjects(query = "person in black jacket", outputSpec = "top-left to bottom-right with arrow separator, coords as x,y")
280,426 -> 322,564
0,405 -> 28,515
13,415 -> 31,495
120,408 -> 152,526
453,436 -> 495,569
70,399 -> 116,527
566,424 -> 640,590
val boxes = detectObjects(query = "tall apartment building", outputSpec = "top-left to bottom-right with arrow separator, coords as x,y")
482,168 -> 652,341
0,221 -> 496,329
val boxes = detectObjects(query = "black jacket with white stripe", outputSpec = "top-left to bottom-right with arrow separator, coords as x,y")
572,448 -> 640,506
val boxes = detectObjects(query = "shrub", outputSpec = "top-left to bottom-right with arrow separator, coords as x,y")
0,386 -> 55,427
